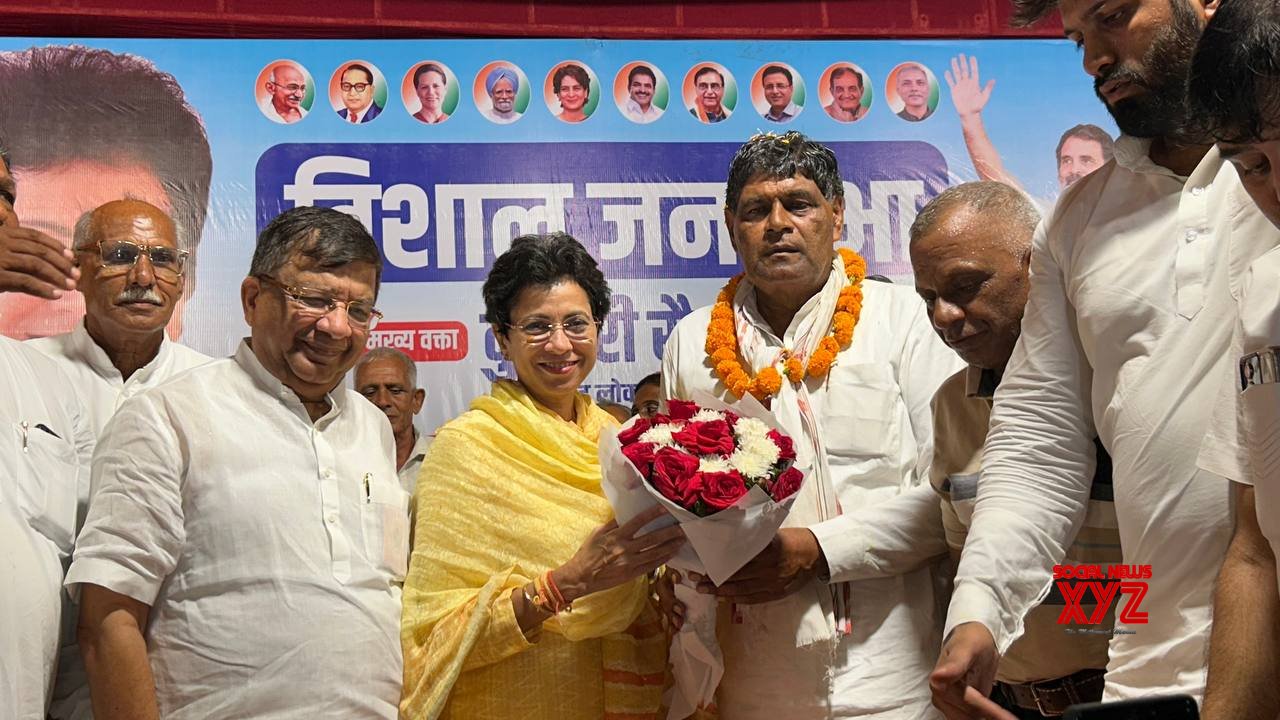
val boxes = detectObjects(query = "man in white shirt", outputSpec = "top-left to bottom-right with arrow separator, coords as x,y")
1187,3 -> 1280,718
354,347 -> 429,494
26,199 -> 209,720
623,65 -> 663,124
662,131 -> 960,718
67,205 -> 407,719
0,144 -> 95,720
930,0 -> 1280,715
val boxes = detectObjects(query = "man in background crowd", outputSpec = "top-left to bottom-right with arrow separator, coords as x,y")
1189,1 -> 1280,717
931,0 -> 1280,715
632,372 -> 660,418
0,140 -> 95,720
355,347 -> 429,494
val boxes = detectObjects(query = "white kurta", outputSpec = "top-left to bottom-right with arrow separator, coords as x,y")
947,138 -> 1280,701
0,337 -> 93,719
662,279 -> 960,718
65,340 -> 407,719
27,321 -> 210,720
397,430 -> 432,495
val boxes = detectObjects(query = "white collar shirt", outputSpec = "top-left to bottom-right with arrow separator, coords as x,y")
624,97 -> 662,123
27,320 -> 212,437
661,279 -> 960,718
65,340 -> 407,719
397,430 -> 432,495
946,138 -> 1280,701
27,321 -> 209,720
0,337 -> 92,718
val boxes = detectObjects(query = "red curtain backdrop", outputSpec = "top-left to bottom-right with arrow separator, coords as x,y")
0,0 -> 1062,39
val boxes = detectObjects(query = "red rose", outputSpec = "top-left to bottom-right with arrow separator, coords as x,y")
672,420 -> 735,456
699,470 -> 748,512
723,410 -> 740,430
622,442 -> 657,474
770,466 -> 804,501
768,429 -> 797,462
667,399 -> 699,422
617,417 -> 652,446
651,446 -> 703,508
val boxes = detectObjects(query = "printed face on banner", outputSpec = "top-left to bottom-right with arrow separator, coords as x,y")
416,70 -> 446,113
0,160 -> 182,340
1057,135 -> 1106,188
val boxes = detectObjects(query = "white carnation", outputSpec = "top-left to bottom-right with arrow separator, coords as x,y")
729,439 -> 779,479
698,456 -> 732,473
691,408 -> 726,423
639,423 -> 682,448
733,417 -> 770,442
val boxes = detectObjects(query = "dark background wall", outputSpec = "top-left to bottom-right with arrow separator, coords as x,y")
0,0 -> 1062,39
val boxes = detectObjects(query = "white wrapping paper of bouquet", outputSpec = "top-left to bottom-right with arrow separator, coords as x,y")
599,390 -> 804,720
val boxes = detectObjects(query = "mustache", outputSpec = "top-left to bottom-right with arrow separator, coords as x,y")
1095,64 -> 1147,95
116,286 -> 163,305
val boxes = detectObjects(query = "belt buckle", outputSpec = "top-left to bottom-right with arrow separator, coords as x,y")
1028,679 -> 1064,717
1240,347 -> 1280,392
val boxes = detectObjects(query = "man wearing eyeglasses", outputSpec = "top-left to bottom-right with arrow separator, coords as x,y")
68,205 -> 405,718
261,62 -> 308,124
337,63 -> 381,124
690,66 -> 730,123
22,199 -> 210,720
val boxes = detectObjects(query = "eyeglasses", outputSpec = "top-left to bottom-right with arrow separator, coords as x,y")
696,82 -> 722,92
340,82 -> 371,93
506,316 -> 598,344
271,82 -> 306,93
256,274 -> 382,329
80,241 -> 188,282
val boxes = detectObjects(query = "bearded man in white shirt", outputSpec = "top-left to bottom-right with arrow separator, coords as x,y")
24,199 -> 210,720
1187,3 -> 1280,718
0,143 -> 96,720
67,205 -> 407,719
929,0 -> 1280,716
661,130 -> 960,719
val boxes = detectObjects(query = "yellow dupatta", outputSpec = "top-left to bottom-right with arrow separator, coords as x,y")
400,380 -> 666,719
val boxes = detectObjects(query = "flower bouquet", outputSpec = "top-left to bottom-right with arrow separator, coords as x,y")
599,392 -> 805,719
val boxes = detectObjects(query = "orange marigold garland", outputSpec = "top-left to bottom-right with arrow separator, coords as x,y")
705,248 -> 866,401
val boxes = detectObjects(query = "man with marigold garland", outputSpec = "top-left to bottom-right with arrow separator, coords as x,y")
660,131 -> 961,718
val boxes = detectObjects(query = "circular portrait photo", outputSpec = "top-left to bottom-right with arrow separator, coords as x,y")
819,63 -> 873,123
545,61 -> 601,124
330,60 -> 388,125
751,62 -> 805,124
886,62 -> 939,123
256,60 -> 314,124
474,61 -> 530,125
403,61 -> 459,125
615,61 -> 669,124
683,62 -> 737,124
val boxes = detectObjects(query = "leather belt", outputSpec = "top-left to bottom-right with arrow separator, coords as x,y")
996,668 -> 1106,717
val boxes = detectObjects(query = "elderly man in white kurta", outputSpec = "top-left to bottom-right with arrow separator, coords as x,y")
66,206 -> 407,718
662,131 -> 960,718
27,200 -> 209,720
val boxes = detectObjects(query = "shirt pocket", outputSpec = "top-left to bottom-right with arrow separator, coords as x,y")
361,471 -> 410,582
7,420 -> 78,555
821,362 -> 903,462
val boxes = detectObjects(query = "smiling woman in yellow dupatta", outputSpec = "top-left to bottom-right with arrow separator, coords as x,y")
401,233 -> 685,720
